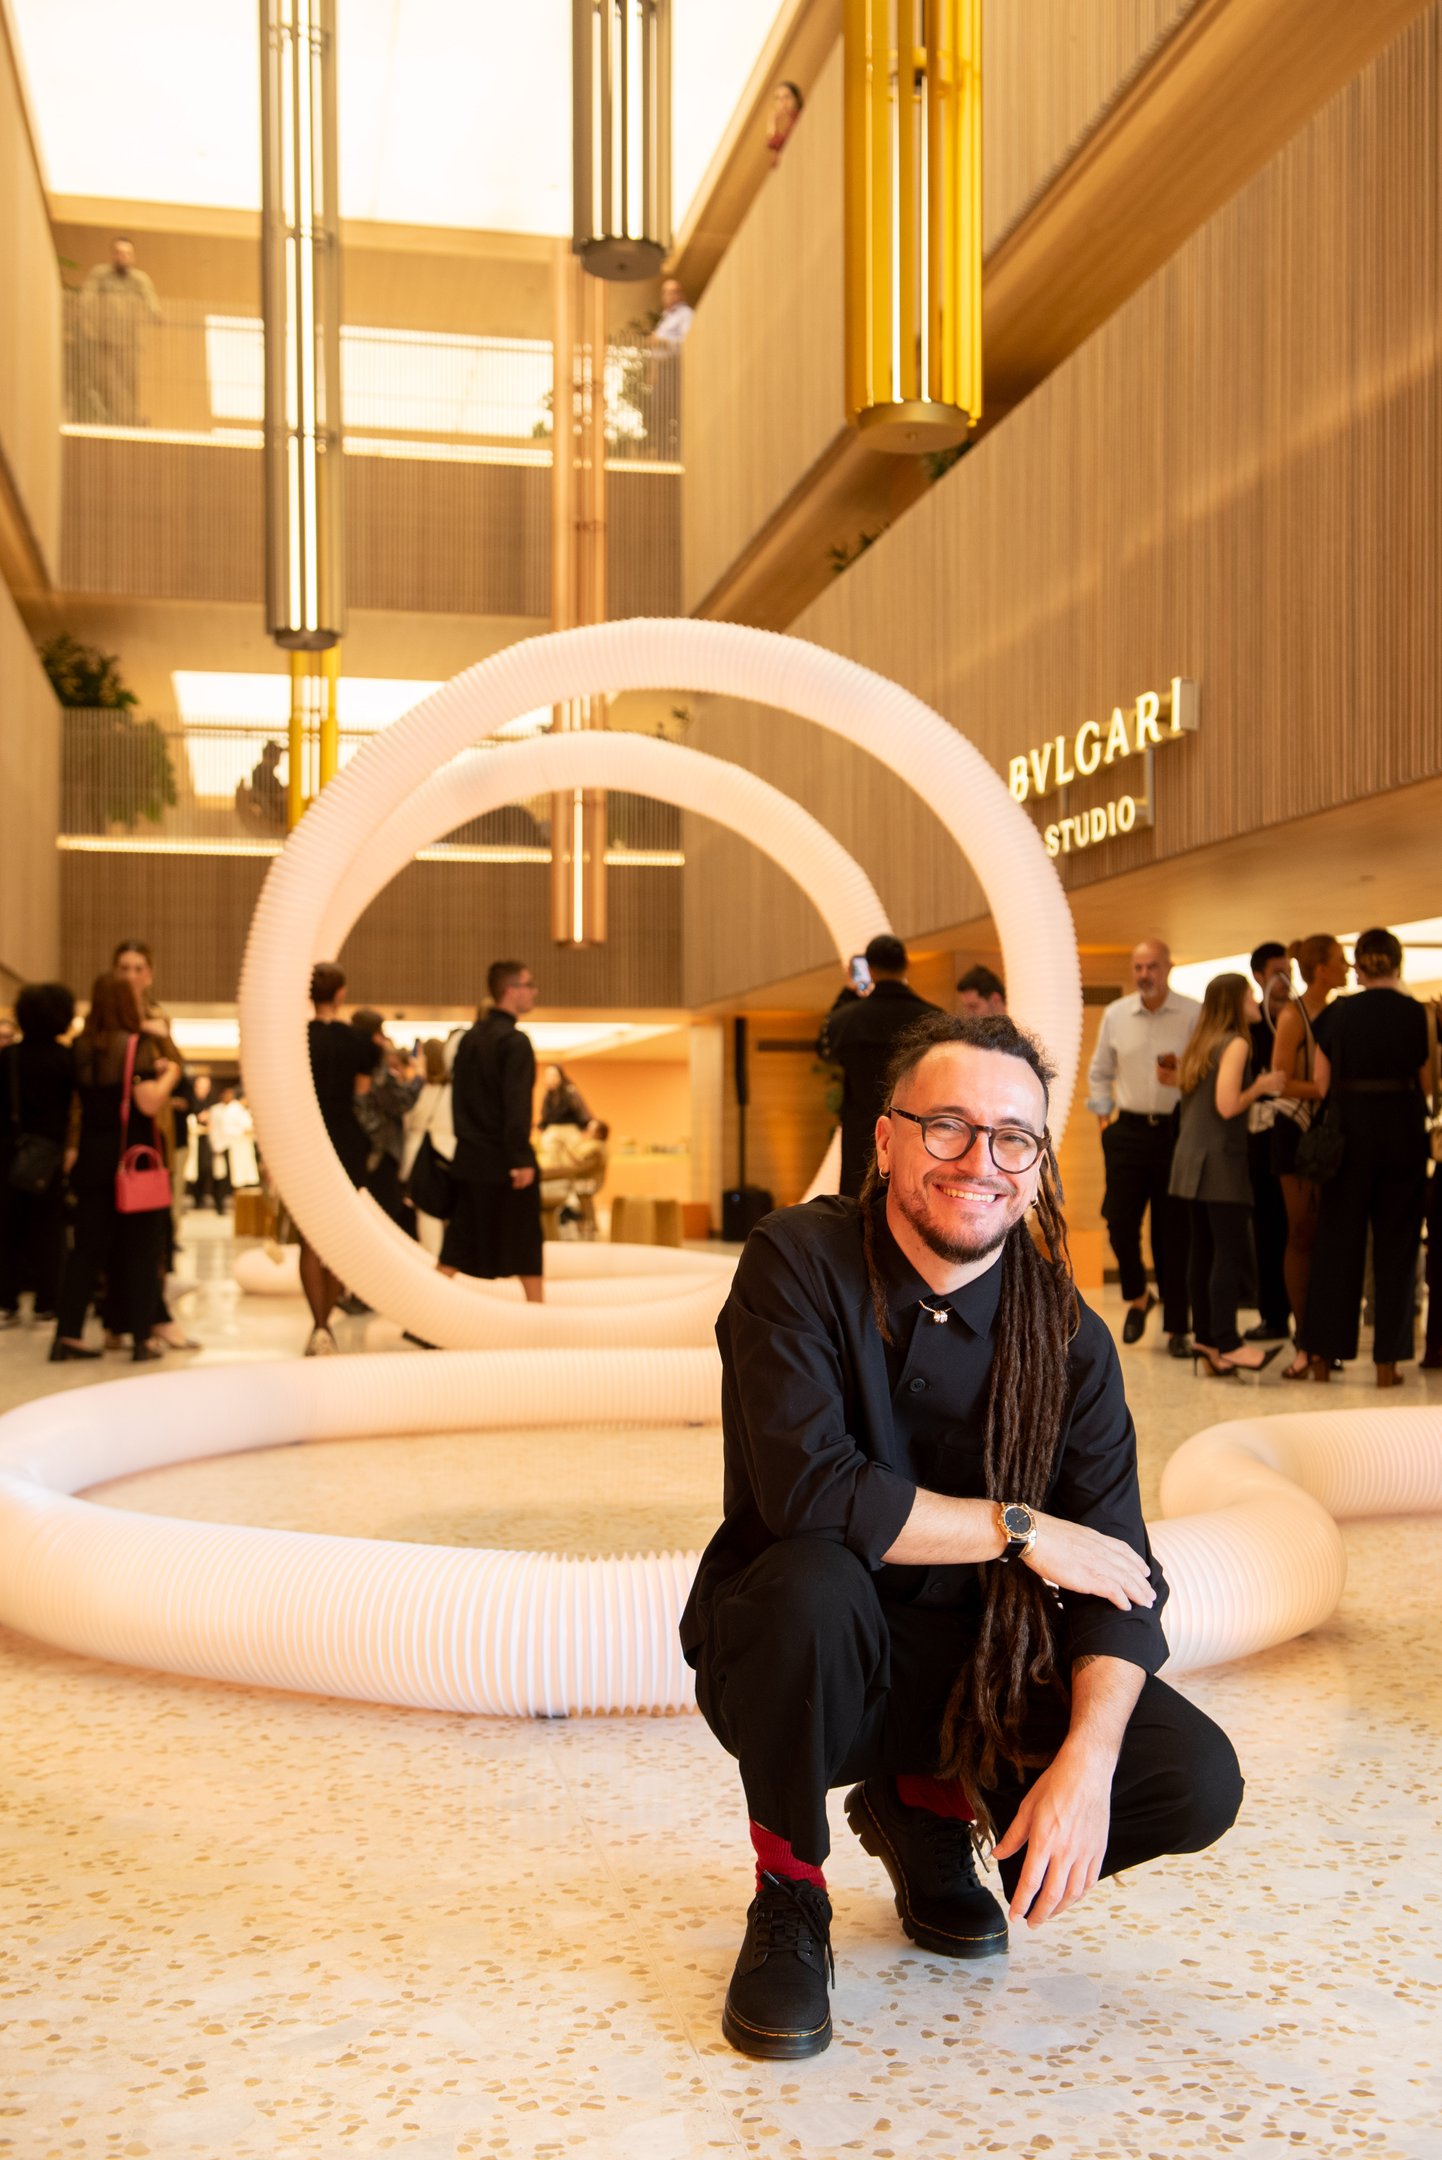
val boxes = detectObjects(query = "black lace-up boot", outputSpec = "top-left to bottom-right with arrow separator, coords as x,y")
845,1778 -> 1009,1959
721,1871 -> 835,2059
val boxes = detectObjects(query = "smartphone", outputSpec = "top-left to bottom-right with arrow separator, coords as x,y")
849,954 -> 872,992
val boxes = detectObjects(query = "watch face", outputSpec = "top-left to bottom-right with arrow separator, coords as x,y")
1003,1504 -> 1033,1538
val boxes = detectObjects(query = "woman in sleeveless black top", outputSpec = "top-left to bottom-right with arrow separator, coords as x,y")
1302,929 -> 1430,1385
1268,935 -> 1348,1378
1169,974 -> 1286,1371
51,970 -> 179,1361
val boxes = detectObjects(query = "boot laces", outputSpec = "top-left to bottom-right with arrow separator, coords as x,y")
757,1872 -> 835,1985
914,1810 -> 982,1884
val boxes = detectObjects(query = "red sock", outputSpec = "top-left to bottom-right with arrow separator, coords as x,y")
895,1774 -> 974,1821
749,1820 -> 826,1894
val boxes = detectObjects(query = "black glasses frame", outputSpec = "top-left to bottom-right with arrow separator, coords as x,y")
888,1106 -> 1047,1172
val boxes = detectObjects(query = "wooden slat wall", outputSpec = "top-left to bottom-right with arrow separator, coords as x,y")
681,39 -> 845,614
982,0 -> 1194,248
678,8 -> 1204,616
721,1013 -> 838,1211
59,442 -> 678,622
60,856 -> 683,1011
683,6 -> 1442,1005
0,582 -> 61,991
0,10 -> 62,582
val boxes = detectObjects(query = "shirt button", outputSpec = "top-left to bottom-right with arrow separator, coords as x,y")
907,1376 -> 927,1394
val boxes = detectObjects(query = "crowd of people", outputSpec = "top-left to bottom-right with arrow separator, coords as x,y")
816,928 -> 1440,1384
0,940 -> 259,1359
1089,929 -> 1440,1383
298,957 -> 609,1356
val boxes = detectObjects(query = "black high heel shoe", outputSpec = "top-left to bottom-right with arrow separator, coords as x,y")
131,1343 -> 164,1364
1217,1344 -> 1284,1377
49,1339 -> 102,1362
1191,1344 -> 1235,1378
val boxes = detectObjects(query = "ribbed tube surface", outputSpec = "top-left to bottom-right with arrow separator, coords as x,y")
237,620 -> 1082,1348
1,1365 -> 1437,1711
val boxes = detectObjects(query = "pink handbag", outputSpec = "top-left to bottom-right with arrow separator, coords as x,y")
115,1033 -> 173,1214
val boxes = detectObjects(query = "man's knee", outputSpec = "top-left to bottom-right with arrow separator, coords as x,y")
1156,1715 -> 1245,1854
729,1537 -> 879,1641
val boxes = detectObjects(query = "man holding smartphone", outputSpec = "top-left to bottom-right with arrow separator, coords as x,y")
817,934 -> 939,1196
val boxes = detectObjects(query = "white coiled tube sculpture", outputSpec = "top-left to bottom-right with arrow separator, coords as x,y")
0,1366 -> 1437,1714
237,620 -> 1083,1349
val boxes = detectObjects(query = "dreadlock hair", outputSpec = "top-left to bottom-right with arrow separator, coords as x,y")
857,1011 -> 1079,1837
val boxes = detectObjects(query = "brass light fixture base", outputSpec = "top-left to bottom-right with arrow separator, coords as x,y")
855,400 -> 974,453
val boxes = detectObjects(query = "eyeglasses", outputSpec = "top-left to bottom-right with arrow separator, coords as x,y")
888,1107 -> 1047,1173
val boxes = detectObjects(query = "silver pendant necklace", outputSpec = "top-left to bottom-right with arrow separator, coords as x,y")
918,1296 -> 951,1324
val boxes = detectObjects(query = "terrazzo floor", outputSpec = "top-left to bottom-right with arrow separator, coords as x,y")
2,1218 -> 1440,2159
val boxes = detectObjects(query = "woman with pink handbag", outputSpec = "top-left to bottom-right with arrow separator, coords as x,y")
50,970 -> 178,1363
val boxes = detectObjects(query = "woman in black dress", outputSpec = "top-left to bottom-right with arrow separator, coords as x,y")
1303,929 -> 1431,1387
1168,973 -> 1286,1374
51,970 -> 179,1362
0,981 -> 77,1324
1268,934 -> 1348,1380
301,961 -> 374,1355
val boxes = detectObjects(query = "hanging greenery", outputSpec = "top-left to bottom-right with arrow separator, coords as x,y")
40,634 -> 178,833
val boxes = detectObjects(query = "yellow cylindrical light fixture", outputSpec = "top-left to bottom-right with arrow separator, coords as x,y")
844,0 -> 982,452
261,0 -> 345,648
319,641 -> 341,786
549,271 -> 610,946
572,0 -> 672,281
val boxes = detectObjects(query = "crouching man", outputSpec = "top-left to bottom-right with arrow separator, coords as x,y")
680,1013 -> 1242,2059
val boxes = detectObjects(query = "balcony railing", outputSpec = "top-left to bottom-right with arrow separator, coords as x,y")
61,294 -> 681,468
57,712 -> 685,861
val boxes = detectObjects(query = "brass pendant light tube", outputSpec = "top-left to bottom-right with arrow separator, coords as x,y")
549,270 -> 610,946
572,0 -> 672,281
844,0 -> 981,451
261,0 -> 345,648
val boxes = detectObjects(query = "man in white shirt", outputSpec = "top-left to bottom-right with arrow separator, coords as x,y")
1086,939 -> 1200,1354
648,278 -> 695,354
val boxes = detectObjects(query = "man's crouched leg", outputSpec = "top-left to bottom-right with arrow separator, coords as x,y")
693,1538 -> 1007,2056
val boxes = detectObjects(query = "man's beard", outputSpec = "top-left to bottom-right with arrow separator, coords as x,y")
891,1180 -> 1017,1266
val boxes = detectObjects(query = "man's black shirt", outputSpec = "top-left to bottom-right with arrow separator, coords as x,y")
450,1009 -> 537,1185
679,1196 -> 1168,1671
816,980 -> 940,1196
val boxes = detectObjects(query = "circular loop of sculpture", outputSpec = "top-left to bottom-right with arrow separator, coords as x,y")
0,1360 -> 1438,1714
237,620 -> 1084,1349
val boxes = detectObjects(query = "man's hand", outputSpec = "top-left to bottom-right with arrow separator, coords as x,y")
993,1655 -> 1143,1926
993,1745 -> 1112,1926
510,1166 -> 536,1189
1023,1515 -> 1155,1611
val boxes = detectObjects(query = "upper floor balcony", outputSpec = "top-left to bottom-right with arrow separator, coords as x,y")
58,294 -> 682,619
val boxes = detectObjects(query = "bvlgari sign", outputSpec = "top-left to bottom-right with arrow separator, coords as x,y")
1008,677 -> 1198,858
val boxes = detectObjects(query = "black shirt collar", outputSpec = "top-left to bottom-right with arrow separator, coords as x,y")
872,1205 -> 1005,1341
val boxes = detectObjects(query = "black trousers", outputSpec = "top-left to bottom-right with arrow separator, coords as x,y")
692,1539 -> 1243,1885
0,1180 -> 67,1313
1247,1131 -> 1291,1331
56,1187 -> 167,1344
1186,1197 -> 1255,1355
189,1137 -> 230,1213
1101,1114 -> 1190,1332
1305,1125 -> 1427,1364
1425,1165 -> 1441,1360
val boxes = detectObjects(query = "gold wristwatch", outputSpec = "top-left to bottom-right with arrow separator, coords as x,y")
996,1501 -> 1038,1562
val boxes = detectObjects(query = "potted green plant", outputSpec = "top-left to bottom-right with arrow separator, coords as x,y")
40,634 -> 178,833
